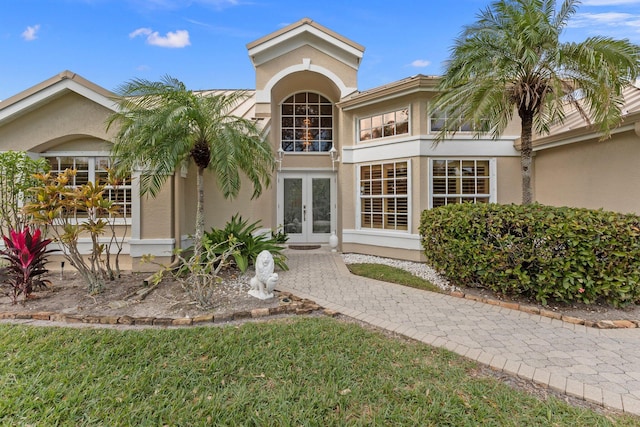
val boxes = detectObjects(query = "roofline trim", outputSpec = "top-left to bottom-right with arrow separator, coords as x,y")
531,123 -> 637,152
247,18 -> 364,54
255,61 -> 357,103
0,77 -> 119,125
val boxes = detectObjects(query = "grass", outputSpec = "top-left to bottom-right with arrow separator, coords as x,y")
0,318 -> 637,426
347,262 -> 442,293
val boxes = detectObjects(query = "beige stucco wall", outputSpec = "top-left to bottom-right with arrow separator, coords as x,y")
534,131 -> 640,214
338,162 -> 356,230
255,44 -> 357,92
334,86 -> 523,259
179,163 -> 276,240
140,178 -> 174,240
270,71 -> 341,171
0,92 -> 115,151
340,92 -> 431,149
176,63 -> 348,244
342,243 -> 426,262
0,88 -> 179,272
496,157 -> 522,205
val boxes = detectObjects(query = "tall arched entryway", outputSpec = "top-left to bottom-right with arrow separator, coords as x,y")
277,91 -> 337,244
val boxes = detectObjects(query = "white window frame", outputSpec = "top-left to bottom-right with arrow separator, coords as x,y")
356,160 -> 411,233
429,106 -> 489,134
428,158 -> 497,209
41,151 -> 132,224
357,107 -> 410,143
280,92 -> 334,153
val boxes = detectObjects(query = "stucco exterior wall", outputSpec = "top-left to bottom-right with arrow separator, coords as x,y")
342,243 -> 425,262
255,45 -> 357,92
179,163 -> 277,240
140,180 -> 173,240
0,92 -> 115,151
337,88 -> 524,259
496,156 -> 522,205
269,71 -> 340,173
534,131 -> 640,214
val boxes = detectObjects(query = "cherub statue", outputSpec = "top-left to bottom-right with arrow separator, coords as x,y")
248,250 -> 278,300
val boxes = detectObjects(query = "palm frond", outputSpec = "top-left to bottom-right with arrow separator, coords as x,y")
105,77 -> 274,239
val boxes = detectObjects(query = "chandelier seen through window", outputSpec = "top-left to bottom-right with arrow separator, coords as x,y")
281,92 -> 333,152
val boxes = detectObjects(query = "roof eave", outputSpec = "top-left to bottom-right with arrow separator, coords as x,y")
337,75 -> 440,110
527,113 -> 640,151
0,70 -> 119,126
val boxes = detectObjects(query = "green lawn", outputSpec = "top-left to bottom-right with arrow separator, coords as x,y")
347,262 -> 442,293
0,318 -> 636,426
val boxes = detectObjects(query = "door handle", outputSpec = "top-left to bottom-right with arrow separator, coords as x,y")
303,205 -> 306,221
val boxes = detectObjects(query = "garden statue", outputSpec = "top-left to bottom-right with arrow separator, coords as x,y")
249,250 -> 278,300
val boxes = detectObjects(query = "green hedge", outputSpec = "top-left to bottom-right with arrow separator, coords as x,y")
419,203 -> 640,306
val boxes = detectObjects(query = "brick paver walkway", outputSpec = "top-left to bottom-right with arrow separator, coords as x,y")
277,249 -> 640,416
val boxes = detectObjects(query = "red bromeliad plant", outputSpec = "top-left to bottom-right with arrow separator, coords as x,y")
0,227 -> 53,304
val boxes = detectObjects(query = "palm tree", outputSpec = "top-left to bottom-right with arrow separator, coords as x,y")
107,76 -> 274,257
433,0 -> 640,204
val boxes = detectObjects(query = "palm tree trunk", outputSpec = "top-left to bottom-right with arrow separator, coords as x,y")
194,166 -> 205,259
519,111 -> 535,205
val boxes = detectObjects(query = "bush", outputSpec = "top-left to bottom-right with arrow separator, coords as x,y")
0,227 -> 54,304
0,151 -> 49,237
145,238 -> 241,309
203,214 -> 288,272
23,169 -> 127,293
419,203 -> 640,307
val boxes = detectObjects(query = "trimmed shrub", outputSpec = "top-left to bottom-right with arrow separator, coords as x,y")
203,214 -> 288,272
0,151 -> 49,237
1,227 -> 54,304
419,203 -> 640,306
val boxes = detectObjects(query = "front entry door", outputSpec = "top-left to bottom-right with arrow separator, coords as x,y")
279,172 -> 336,244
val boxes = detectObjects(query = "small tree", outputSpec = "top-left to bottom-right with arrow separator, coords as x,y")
23,169 -> 126,293
0,151 -> 49,237
433,0 -> 640,204
106,76 -> 274,262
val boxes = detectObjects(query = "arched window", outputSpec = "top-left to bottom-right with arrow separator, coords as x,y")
281,92 -> 333,152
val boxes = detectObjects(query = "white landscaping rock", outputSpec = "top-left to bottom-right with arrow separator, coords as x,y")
341,253 -> 459,293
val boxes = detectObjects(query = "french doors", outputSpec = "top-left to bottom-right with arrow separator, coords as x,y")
278,172 -> 336,244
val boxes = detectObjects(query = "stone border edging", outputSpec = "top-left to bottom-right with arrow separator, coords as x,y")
1,287 -> 635,329
0,292 -> 339,327
449,290 -> 638,329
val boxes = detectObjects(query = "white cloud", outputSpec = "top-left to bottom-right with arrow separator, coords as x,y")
129,27 -> 191,48
565,10 -> 640,43
570,12 -> 638,27
129,27 -> 152,38
21,24 -> 40,41
410,59 -> 431,67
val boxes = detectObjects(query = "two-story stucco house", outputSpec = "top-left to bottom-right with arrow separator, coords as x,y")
1,18 -> 639,270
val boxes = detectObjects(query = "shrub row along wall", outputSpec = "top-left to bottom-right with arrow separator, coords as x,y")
419,204 -> 640,307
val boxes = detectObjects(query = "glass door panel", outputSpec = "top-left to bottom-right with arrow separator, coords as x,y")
280,173 -> 334,243
312,178 -> 331,234
283,178 -> 303,235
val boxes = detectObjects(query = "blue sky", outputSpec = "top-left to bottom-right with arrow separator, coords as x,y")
2,0 -> 640,101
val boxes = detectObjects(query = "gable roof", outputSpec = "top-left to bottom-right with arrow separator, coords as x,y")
0,70 -> 118,126
194,89 -> 271,133
531,84 -> 640,150
247,18 -> 364,70
338,74 -> 440,110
